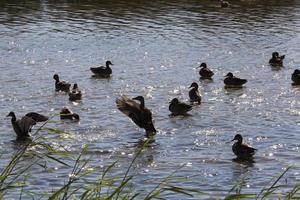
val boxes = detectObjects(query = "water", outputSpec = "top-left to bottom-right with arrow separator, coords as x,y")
1,0 -> 300,198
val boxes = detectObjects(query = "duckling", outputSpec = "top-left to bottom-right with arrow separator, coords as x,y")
198,63 -> 214,79
90,60 -> 113,77
189,82 -> 201,104
60,107 -> 80,121
269,52 -> 285,66
69,83 -> 82,101
169,98 -> 192,116
232,134 -> 257,159
220,0 -> 230,7
292,69 -> 300,85
53,74 -> 71,92
224,72 -> 247,88
116,95 -> 156,137
7,111 -> 48,140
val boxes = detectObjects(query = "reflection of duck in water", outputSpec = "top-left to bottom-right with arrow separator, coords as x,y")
116,96 -> 157,137
198,63 -> 214,80
224,72 -> 247,88
60,107 -> 80,121
7,111 -> 48,140
269,52 -> 285,66
291,69 -> 300,86
53,74 -> 71,92
69,83 -> 82,101
232,134 -> 257,159
169,98 -> 192,116
90,61 -> 113,78
189,82 -> 201,104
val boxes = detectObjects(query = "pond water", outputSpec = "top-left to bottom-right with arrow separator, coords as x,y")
1,0 -> 300,199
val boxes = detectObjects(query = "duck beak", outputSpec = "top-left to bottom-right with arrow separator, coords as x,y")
231,139 -> 235,142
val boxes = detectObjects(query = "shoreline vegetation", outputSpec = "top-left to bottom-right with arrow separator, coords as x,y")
1,119 -> 300,199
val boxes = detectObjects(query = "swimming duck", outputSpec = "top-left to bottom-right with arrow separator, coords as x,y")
189,82 -> 201,104
198,63 -> 214,79
90,61 -> 113,77
232,134 -> 257,159
224,72 -> 247,88
169,98 -> 192,116
69,83 -> 82,101
292,69 -> 300,85
7,111 -> 48,140
60,107 -> 80,121
220,0 -> 230,7
269,52 -> 285,66
116,95 -> 156,137
53,74 -> 71,92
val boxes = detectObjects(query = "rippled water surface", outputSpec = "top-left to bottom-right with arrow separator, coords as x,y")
1,0 -> 300,199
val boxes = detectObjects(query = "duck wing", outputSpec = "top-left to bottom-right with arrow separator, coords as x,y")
26,112 -> 49,122
200,68 -> 214,78
90,66 -> 106,74
189,89 -> 201,103
17,116 -> 36,135
116,96 -> 143,127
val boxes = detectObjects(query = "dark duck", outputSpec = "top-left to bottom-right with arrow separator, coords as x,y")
53,74 -> 71,92
291,69 -> 300,86
189,82 -> 201,104
116,95 -> 156,137
7,111 -> 48,140
90,60 -> 113,77
269,52 -> 285,66
224,72 -> 247,88
60,107 -> 80,121
198,63 -> 214,79
69,83 -> 82,101
232,134 -> 257,159
169,98 -> 192,116
220,0 -> 230,7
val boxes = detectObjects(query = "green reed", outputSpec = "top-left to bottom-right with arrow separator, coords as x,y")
1,117 -> 300,199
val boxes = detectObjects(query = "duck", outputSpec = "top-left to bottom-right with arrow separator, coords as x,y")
198,63 -> 214,79
220,0 -> 230,7
90,60 -> 113,77
53,74 -> 71,92
60,107 -> 80,121
291,69 -> 300,85
189,82 -> 201,104
69,83 -> 82,101
224,72 -> 247,88
169,98 -> 192,116
7,111 -> 48,140
269,52 -> 285,66
116,95 -> 156,137
232,134 -> 257,159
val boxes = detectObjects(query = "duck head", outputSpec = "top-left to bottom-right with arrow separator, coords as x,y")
106,61 -> 113,66
61,107 -> 71,114
200,63 -> 207,68
294,69 -> 300,75
232,134 -> 243,143
272,52 -> 279,58
225,72 -> 233,78
133,96 -> 145,107
73,83 -> 78,90
7,111 -> 16,121
189,82 -> 199,89
53,74 -> 59,81
170,98 -> 179,104
6,111 -> 15,118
